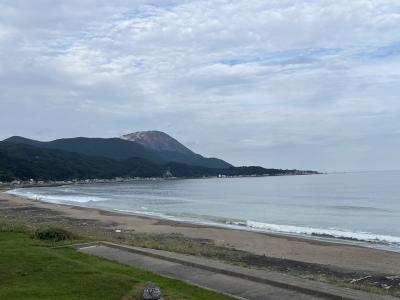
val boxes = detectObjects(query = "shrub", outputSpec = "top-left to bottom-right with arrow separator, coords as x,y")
34,227 -> 73,241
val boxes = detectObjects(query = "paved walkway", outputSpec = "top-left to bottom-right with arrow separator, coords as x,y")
77,242 -> 396,300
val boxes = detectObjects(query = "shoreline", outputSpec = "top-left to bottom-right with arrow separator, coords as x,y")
2,191 -> 400,275
0,171 -> 321,188
95,206 -> 400,254
5,186 -> 400,254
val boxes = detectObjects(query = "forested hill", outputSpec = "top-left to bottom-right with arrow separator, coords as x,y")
0,142 -> 317,182
3,132 -> 232,169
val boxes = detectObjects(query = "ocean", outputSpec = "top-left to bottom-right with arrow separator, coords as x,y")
8,171 -> 400,250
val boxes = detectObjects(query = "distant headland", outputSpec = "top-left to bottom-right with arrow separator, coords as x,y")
0,131 -> 318,183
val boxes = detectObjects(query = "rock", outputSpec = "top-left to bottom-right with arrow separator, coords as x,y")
140,282 -> 163,300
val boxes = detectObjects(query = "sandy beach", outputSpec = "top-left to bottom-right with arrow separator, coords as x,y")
1,191 -> 400,276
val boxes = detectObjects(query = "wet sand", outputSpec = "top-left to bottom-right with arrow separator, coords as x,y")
1,191 -> 400,275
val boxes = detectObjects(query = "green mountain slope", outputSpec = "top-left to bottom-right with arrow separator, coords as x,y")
3,134 -> 232,169
0,142 -> 315,182
0,143 -> 162,181
3,136 -> 163,163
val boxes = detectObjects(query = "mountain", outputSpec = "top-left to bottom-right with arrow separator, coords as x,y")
0,142 -> 162,181
120,131 -> 232,168
3,131 -> 232,169
121,131 -> 193,154
0,142 -> 315,182
3,136 -> 163,163
1,133 -> 318,181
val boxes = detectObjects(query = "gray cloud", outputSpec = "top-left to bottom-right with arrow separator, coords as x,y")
1,0 -> 400,171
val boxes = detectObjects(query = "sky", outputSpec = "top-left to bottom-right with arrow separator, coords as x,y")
0,0 -> 400,172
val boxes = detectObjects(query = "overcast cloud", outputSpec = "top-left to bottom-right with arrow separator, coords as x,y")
1,0 -> 400,171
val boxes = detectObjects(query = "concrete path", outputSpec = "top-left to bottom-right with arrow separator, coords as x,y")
77,242 -> 396,300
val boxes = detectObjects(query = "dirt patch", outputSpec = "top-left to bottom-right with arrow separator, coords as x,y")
1,205 -> 63,217
0,203 -> 118,229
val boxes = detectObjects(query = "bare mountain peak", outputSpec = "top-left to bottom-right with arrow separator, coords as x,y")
120,130 -> 193,155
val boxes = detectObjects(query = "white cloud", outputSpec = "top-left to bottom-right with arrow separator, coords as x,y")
0,0 -> 400,170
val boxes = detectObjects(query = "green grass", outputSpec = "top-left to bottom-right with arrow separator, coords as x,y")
0,231 -> 234,300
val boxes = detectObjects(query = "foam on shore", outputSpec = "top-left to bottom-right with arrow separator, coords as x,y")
246,220 -> 400,246
6,189 -> 107,203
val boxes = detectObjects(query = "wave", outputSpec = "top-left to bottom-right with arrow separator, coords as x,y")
326,205 -> 393,213
6,189 -> 107,203
115,209 -> 173,219
246,220 -> 400,246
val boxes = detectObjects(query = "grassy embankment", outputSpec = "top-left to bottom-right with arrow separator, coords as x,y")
0,230 -> 234,300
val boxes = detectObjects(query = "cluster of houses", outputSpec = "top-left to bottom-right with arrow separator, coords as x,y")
0,176 -> 167,187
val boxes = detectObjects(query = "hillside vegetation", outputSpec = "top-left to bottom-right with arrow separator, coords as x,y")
0,142 -> 314,181
4,132 -> 232,169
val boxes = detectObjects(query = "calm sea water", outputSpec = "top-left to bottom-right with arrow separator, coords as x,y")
8,171 -> 400,248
